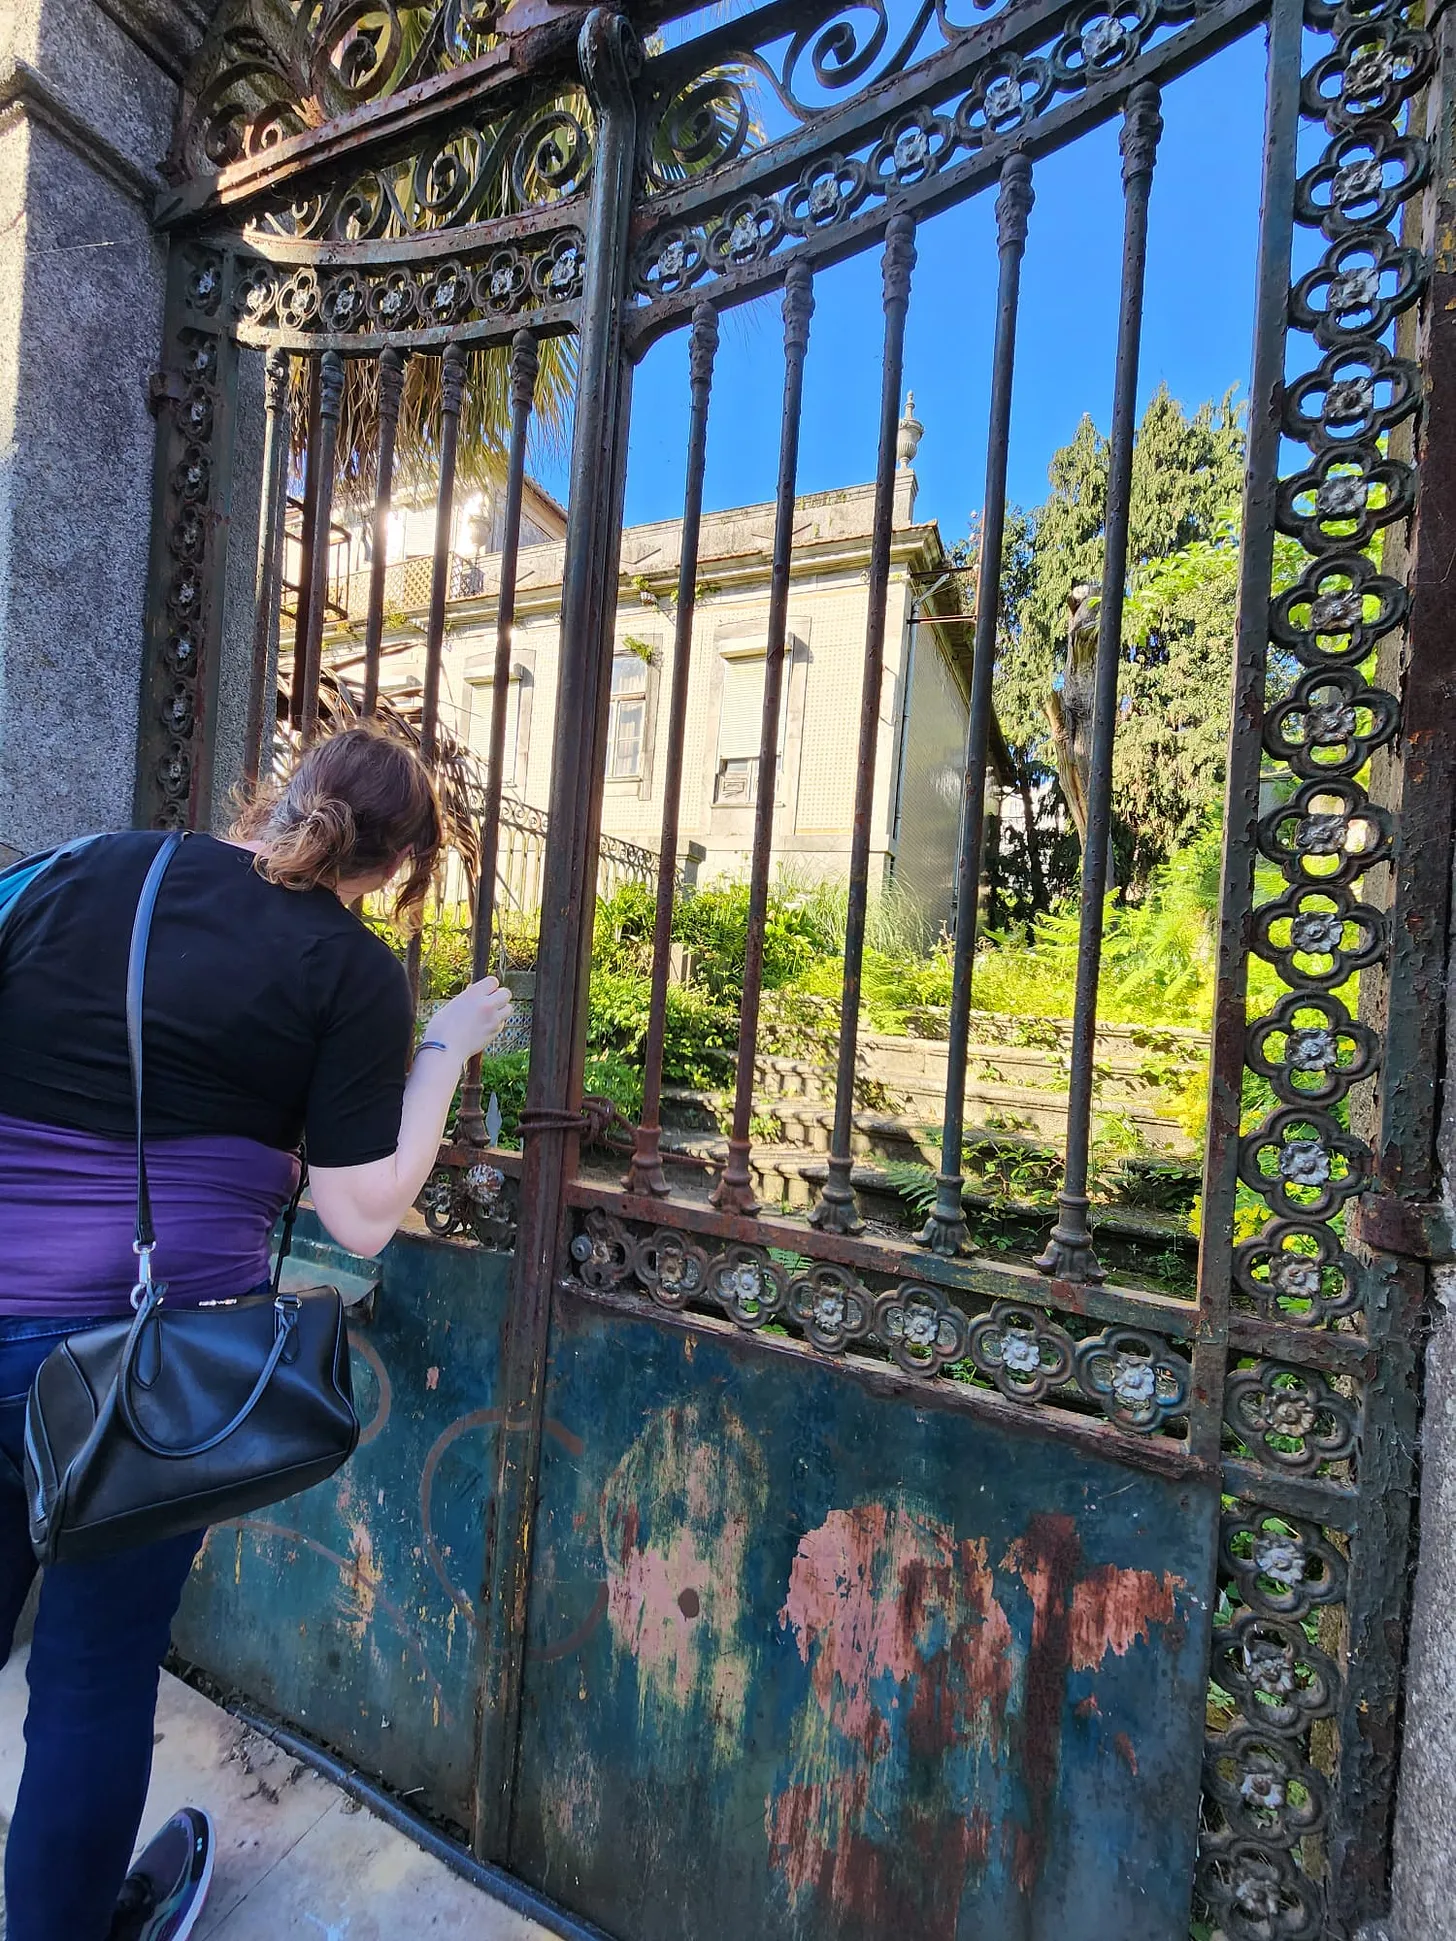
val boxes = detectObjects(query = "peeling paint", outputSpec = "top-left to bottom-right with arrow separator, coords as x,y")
600,1399 -> 769,1764
1068,1565 -> 1184,1671
338,1516 -> 384,1645
767,1495 -> 1017,1938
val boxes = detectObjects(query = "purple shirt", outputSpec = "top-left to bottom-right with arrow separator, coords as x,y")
0,1110 -> 299,1318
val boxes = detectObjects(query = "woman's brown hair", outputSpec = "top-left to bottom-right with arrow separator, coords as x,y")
232,726 -> 443,931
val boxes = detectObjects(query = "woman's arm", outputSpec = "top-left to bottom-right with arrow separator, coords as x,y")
309,976 -> 514,1255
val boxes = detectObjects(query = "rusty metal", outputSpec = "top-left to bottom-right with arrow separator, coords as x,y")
407,340 -> 469,1009
162,20 -> 592,231
1190,0 -> 1441,1927
362,345 -> 407,719
810,214 -> 916,1237
627,0 -> 1266,351
473,5 -> 641,1865
711,259 -> 814,1216
917,154 -> 1032,1257
288,357 -> 322,731
242,347 -> 292,789
459,328 -> 540,1147
142,0 -> 1454,1930
421,343 -> 469,764
299,351 -> 345,745
1036,85 -> 1162,1286
1187,0 -> 1301,1481
1321,21 -> 1456,1919
627,299 -> 720,1197
134,245 -> 242,829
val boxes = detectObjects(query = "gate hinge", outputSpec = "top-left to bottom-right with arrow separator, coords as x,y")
1349,1193 -> 1456,1262
147,370 -> 186,416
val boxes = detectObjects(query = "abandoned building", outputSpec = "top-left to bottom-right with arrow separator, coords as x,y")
3,0 -> 1456,1936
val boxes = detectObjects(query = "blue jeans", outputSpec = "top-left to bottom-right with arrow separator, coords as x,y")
0,1314 -> 204,1941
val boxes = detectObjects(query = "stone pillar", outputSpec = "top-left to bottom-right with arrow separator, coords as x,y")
1383,20 -> 1456,1939
0,0 -> 207,858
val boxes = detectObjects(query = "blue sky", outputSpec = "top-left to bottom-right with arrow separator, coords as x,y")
529,25 -> 1273,548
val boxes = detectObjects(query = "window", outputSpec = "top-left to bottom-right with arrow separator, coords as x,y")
609,653 -> 649,780
465,676 -> 520,786
714,651 -> 785,805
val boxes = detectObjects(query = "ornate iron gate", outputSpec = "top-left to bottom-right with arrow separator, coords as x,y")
146,0 -> 1456,1932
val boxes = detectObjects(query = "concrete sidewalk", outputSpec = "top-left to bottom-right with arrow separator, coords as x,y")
0,1649 -> 553,1940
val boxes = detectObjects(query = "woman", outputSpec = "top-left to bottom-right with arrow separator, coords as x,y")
0,727 -> 512,1941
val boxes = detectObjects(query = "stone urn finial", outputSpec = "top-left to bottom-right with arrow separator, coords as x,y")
896,391 -> 923,469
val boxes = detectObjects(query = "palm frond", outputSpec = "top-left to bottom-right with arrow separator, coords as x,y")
289,334 -> 575,512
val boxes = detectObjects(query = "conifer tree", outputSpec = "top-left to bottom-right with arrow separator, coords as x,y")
989,385 -> 1245,904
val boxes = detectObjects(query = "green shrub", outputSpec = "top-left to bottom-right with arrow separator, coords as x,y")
468,1047 -> 642,1148
586,969 -> 737,1089
470,1050 -> 530,1145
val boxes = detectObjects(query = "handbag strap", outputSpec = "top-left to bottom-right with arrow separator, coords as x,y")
126,833 -> 306,1301
116,1294 -> 303,1459
126,834 -> 186,1283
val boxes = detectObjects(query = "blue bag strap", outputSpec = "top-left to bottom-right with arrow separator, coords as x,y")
127,835 -> 186,1267
0,835 -> 102,944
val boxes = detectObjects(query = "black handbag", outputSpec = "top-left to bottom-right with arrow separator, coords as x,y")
23,833 -> 359,1566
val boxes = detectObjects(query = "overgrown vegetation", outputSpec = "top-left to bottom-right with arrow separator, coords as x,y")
386,382 -> 1380,1260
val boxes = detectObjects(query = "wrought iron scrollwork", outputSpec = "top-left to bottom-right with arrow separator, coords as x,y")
633,0 -> 1239,306
176,0 -> 514,181
964,1300 -> 1074,1400
1200,1509 -> 1350,1938
1223,1361 -> 1359,1476
562,1210 -> 1193,1435
874,1282 -> 969,1375
1199,0 -> 1430,1919
416,1157 -> 520,1249
250,97 -> 597,245
232,225 -> 587,346
1073,1325 -> 1190,1433
142,251 -> 230,829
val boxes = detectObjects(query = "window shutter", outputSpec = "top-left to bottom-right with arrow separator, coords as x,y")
717,654 -> 788,762
466,678 -> 520,784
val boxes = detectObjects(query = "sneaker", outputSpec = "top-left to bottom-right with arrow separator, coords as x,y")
108,1807 -> 214,1941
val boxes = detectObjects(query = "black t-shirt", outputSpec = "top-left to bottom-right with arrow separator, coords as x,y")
0,831 -> 412,1166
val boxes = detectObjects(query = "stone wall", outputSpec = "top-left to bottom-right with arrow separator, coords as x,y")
0,0 -> 206,857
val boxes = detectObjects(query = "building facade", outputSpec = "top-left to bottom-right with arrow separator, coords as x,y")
320,461 -> 1008,927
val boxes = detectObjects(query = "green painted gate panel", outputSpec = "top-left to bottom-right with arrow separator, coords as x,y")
172,1225 -> 511,1830
512,1286 -> 1217,1941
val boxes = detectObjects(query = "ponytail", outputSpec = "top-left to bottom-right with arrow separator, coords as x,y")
233,725 -> 443,931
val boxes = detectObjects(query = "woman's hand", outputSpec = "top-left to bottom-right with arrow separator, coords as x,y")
310,976 -> 516,1256
425,976 -> 515,1060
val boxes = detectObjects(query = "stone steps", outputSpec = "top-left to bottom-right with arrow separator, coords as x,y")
650,1131 -> 1194,1245
660,1081 -> 1194,1162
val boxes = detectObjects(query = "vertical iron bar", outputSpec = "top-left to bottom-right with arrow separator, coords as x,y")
711,260 -> 815,1215
363,346 -> 407,719
1329,14 -> 1456,1916
289,357 -> 322,729
459,330 -> 540,1146
627,300 -> 721,1195
1036,84 -> 1163,1283
473,5 -> 640,1865
406,341 -> 468,1010
918,156 -> 1033,1253
242,347 -> 291,791
1188,0 -> 1301,1469
299,350 -> 345,746
420,342 -> 468,764
811,216 -> 918,1234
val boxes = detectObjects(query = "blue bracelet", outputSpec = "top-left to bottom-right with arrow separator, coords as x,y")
416,1040 -> 452,1054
